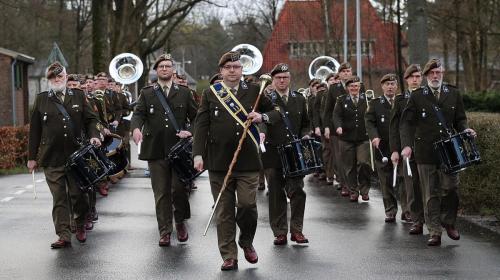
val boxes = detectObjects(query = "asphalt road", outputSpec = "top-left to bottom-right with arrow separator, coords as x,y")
1,146 -> 500,279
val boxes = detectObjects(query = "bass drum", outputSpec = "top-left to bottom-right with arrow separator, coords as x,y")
167,137 -> 205,184
66,144 -> 115,192
102,133 -> 129,181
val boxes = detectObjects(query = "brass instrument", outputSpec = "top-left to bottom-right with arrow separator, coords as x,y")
231,44 -> 263,75
308,56 -> 340,82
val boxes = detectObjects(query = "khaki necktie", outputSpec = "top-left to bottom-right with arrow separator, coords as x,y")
163,86 -> 169,98
434,90 -> 440,100
56,91 -> 65,102
389,97 -> 394,109
353,97 -> 358,106
282,95 -> 288,105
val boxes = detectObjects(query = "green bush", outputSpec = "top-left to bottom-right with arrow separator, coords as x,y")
463,91 -> 500,112
459,112 -> 500,219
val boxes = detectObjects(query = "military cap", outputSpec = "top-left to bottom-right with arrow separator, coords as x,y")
107,77 -> 115,83
403,64 -> 422,79
380,73 -> 397,84
45,61 -> 65,79
422,58 -> 442,76
67,74 -> 78,82
309,78 -> 320,86
345,75 -> 361,87
338,62 -> 352,72
95,72 -> 108,79
218,51 -> 240,67
85,73 -> 94,80
270,63 -> 290,76
176,74 -> 187,80
209,73 -> 223,85
153,53 -> 173,70
325,72 -> 338,82
317,82 -> 328,91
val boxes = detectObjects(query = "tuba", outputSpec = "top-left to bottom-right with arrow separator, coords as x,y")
231,44 -> 263,75
109,53 -> 143,120
308,56 -> 340,82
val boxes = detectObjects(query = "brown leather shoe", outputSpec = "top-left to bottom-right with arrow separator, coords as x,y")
159,233 -> 171,247
341,186 -> 349,197
273,234 -> 287,245
242,245 -> 258,263
291,232 -> 309,244
176,223 -> 189,242
401,212 -> 412,222
361,194 -> 369,201
443,224 -> 460,240
349,193 -> 359,202
75,226 -> 87,243
221,259 -> 238,271
385,213 -> 396,223
427,235 -> 441,246
409,223 -> 423,235
51,239 -> 71,249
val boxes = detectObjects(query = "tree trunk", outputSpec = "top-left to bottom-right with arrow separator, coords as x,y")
92,0 -> 108,73
407,0 -> 429,66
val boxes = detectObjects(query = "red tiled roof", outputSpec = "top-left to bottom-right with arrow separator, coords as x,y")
263,0 -> 400,81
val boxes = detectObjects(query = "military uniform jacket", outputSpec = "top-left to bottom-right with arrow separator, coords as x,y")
333,93 -> 369,143
261,90 -> 310,169
192,81 -> 273,172
389,90 -> 412,153
130,83 -> 198,161
313,89 -> 328,130
28,88 -> 100,167
365,96 -> 392,160
306,94 -> 316,132
400,84 -> 467,164
323,83 -> 347,131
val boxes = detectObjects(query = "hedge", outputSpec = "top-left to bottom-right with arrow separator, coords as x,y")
463,91 -> 500,113
460,112 -> 500,219
0,125 -> 29,169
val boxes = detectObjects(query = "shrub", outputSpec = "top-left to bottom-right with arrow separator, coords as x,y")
463,91 -> 500,113
0,125 -> 29,169
460,112 -> 500,219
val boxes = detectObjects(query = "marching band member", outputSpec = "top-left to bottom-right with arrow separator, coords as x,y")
400,58 -> 476,246
27,62 -> 101,248
131,54 -> 198,247
192,51 -> 273,271
260,63 -> 310,245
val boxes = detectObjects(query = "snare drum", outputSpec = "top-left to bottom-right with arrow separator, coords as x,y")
433,131 -> 481,174
103,133 -> 129,180
278,138 -> 323,178
66,144 -> 115,192
167,137 -> 205,184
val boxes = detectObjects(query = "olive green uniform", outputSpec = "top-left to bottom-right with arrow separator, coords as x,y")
314,89 -> 333,180
333,93 -> 371,196
193,81 -> 273,261
400,84 -> 467,236
130,83 -> 197,237
28,88 -> 100,241
390,90 -> 423,224
261,90 -> 310,236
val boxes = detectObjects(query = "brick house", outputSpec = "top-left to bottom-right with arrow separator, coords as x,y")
262,0 -> 402,90
0,47 -> 35,126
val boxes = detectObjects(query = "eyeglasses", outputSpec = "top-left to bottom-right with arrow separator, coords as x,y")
222,65 -> 242,70
158,65 -> 173,70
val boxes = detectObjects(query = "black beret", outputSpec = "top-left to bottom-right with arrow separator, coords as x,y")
403,64 -> 422,79
325,72 -> 338,82
46,61 -> 65,79
95,72 -> 108,79
270,63 -> 290,76
218,51 -> 240,67
345,75 -> 361,87
380,73 -> 398,84
422,58 -> 442,76
209,73 -> 223,85
317,82 -> 328,90
338,62 -> 352,72
67,74 -> 78,82
153,53 -> 173,70
308,78 -> 320,86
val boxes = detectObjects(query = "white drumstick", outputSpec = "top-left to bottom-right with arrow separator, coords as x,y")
32,170 -> 37,200
260,143 -> 266,153
406,157 -> 412,177
392,164 -> 397,187
137,141 -> 142,155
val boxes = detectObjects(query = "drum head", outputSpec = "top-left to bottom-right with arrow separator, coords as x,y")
104,133 -> 123,156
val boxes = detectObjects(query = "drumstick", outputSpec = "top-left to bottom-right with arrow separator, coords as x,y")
32,170 -> 37,200
137,140 -> 141,155
260,143 -> 266,153
406,157 -> 412,177
377,147 -> 389,163
392,163 -> 397,187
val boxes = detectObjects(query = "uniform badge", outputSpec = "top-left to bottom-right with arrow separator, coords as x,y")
381,115 -> 385,123
173,84 -> 179,90
67,89 -> 74,96
241,81 -> 248,90
443,85 -> 449,93
423,87 -> 429,95
214,109 -> 219,117
72,105 -> 79,108
344,104 -> 348,108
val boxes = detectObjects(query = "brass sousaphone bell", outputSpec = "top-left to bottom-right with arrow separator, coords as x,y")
231,44 -> 263,75
308,56 -> 341,82
109,53 -> 144,85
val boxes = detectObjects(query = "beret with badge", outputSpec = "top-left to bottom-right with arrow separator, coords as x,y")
46,61 -> 65,79
345,75 -> 360,87
218,51 -> 240,67
422,58 -> 442,76
153,53 -> 173,70
380,73 -> 397,84
403,64 -> 422,79
270,63 -> 290,76
338,62 -> 352,73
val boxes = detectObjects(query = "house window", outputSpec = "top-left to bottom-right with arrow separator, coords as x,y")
289,40 -> 373,59
14,63 -> 23,88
